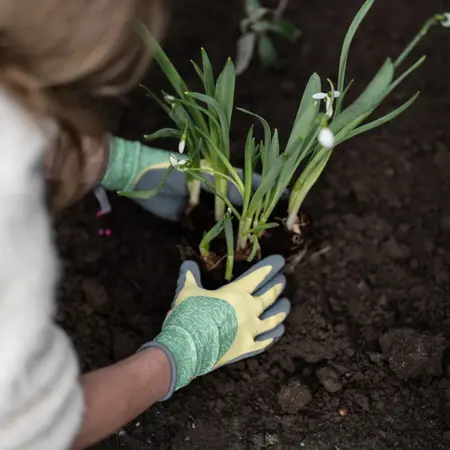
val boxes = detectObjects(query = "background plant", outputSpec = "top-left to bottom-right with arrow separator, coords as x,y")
124,1 -> 448,280
236,0 -> 301,75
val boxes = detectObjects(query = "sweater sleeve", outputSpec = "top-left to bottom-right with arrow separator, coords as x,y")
0,88 -> 84,450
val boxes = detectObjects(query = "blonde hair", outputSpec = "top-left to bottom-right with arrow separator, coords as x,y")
0,0 -> 165,210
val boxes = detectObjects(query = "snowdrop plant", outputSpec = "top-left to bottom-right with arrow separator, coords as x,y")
285,3 -> 450,231
126,1 -> 448,280
236,0 -> 301,75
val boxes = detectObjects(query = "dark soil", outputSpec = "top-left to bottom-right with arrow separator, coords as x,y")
56,0 -> 450,448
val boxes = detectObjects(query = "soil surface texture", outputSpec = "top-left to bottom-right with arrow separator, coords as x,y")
56,0 -> 450,448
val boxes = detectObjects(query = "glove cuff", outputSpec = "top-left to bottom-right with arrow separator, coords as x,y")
139,327 -> 199,397
102,136 -> 183,192
101,136 -> 142,192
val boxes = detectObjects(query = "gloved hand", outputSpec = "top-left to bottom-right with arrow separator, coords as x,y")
139,255 -> 290,399
101,136 -> 263,221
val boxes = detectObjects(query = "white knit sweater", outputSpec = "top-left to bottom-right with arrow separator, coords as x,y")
0,88 -> 83,449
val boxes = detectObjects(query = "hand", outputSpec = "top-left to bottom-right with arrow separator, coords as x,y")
139,255 -> 290,399
101,137 -> 264,221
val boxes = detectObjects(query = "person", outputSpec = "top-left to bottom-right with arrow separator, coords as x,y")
0,1 -> 291,449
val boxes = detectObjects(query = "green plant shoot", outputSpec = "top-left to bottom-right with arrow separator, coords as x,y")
236,0 -> 301,75
125,3 -> 448,280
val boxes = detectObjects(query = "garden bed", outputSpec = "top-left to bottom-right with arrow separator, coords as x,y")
56,0 -> 450,448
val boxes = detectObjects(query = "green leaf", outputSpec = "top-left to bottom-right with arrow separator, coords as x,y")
237,107 -> 272,178
168,102 -> 190,130
118,166 -> 175,200
137,23 -> 209,132
337,0 -> 375,95
248,156 -> 284,215
236,32 -> 257,75
269,129 -> 280,167
191,59 -> 205,85
343,91 -> 420,141
243,126 -> 255,214
151,39 -> 189,98
201,49 -> 215,97
286,73 -> 321,152
140,85 -> 173,116
188,171 -> 241,219
393,16 -> 439,69
179,98 -> 222,136
199,214 -> 228,256
215,58 -> 236,127
194,127 -> 244,192
143,128 -> 180,141
187,92 -> 229,143
245,222 -> 279,235
224,215 -> 235,281
258,34 -> 277,67
387,55 -> 426,95
331,58 -> 394,134
288,147 -> 332,213
247,235 -> 261,263
245,0 -> 261,16
333,79 -> 354,119
252,20 -> 272,34
269,19 -> 301,42
188,167 -> 242,193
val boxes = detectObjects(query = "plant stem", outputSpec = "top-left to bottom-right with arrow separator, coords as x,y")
394,15 -> 442,69
237,216 -> 253,251
274,0 -> 289,19
214,178 -> 227,221
285,210 -> 298,231
187,179 -> 201,209
224,216 -> 235,281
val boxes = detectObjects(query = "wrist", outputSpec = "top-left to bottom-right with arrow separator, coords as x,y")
136,346 -> 172,401
138,328 -> 199,400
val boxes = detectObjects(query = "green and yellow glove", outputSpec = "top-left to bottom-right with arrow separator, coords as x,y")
101,136 -> 264,221
140,255 -> 290,399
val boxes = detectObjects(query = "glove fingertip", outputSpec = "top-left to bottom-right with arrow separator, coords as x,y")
254,273 -> 287,300
176,260 -> 202,294
260,297 -> 291,320
255,323 -> 286,343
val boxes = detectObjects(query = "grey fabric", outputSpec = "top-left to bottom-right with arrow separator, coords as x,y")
174,260 -> 203,304
132,167 -> 288,222
258,297 -> 291,329
253,273 -> 287,299
234,255 -> 285,294
219,297 -> 291,368
134,169 -> 188,222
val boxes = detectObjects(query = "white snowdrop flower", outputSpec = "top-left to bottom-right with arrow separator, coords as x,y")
169,154 -> 189,172
441,13 -> 450,27
318,128 -> 335,149
178,139 -> 186,154
312,91 -> 341,118
312,92 -> 328,100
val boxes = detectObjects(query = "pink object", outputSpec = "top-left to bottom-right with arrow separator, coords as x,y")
96,210 -> 103,218
105,229 -> 112,236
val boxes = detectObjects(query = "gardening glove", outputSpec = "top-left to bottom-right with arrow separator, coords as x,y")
101,136 -> 264,221
139,255 -> 291,399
